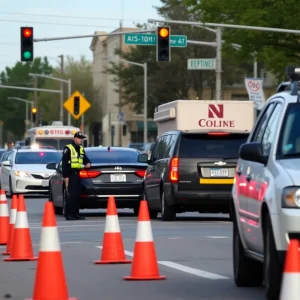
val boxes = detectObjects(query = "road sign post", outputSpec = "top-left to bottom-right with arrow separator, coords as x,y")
124,33 -> 187,47
63,90 -> 91,120
187,58 -> 217,70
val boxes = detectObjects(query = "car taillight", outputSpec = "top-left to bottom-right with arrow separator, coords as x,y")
169,157 -> 179,183
135,170 -> 146,178
79,170 -> 101,178
207,132 -> 230,136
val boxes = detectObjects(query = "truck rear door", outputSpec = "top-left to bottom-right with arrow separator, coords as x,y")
177,132 -> 249,191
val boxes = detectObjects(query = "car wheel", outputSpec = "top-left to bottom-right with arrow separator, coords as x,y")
233,216 -> 263,286
62,189 -> 67,217
9,177 -> 13,197
263,214 -> 283,299
142,189 -> 158,219
161,191 -> 176,221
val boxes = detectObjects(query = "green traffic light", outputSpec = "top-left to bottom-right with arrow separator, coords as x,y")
23,51 -> 32,59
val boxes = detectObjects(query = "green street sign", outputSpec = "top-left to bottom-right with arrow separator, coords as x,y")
124,33 -> 187,47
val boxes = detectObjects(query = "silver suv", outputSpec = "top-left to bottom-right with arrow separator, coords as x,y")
231,66 -> 300,299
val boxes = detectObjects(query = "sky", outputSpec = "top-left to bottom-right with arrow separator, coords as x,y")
0,0 -> 162,71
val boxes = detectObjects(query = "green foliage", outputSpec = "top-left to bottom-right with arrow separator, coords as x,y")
184,0 -> 300,80
105,0 -> 250,117
0,57 -> 52,140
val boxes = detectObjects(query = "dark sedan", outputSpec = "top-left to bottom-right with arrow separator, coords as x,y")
46,146 -> 149,216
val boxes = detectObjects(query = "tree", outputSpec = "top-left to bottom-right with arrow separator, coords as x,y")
0,57 -> 53,141
105,0 -> 250,118
184,0 -> 300,80
38,55 -> 102,127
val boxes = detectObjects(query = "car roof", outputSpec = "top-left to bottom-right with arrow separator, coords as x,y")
13,149 -> 60,153
85,146 -> 140,153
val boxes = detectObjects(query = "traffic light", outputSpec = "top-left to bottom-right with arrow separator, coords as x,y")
73,96 -> 80,115
20,27 -> 34,62
156,26 -> 171,62
32,107 -> 37,123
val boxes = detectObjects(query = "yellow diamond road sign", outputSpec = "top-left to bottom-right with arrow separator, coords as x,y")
63,90 -> 91,120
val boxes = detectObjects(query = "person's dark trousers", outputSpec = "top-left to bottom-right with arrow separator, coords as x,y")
65,173 -> 85,220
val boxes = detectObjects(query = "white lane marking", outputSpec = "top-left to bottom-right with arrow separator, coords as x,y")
205,236 -> 230,239
29,223 -> 135,229
96,246 -> 229,280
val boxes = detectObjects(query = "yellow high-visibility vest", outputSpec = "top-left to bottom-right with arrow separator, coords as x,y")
66,144 -> 84,169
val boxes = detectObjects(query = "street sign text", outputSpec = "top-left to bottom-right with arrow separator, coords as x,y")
187,59 -> 216,70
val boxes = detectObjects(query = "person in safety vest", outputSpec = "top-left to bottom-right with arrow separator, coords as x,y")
62,132 -> 91,220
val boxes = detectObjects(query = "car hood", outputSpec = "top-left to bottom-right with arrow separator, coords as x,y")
13,164 -> 55,174
278,159 -> 300,185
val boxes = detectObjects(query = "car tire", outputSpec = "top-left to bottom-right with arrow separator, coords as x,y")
62,189 -> 67,217
49,187 -> 63,215
161,191 -> 176,221
263,214 -> 283,299
8,177 -> 14,197
143,189 -> 158,219
233,217 -> 263,287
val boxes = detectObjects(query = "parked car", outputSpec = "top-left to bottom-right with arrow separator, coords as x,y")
47,146 -> 148,215
0,148 -> 62,196
232,66 -> 300,299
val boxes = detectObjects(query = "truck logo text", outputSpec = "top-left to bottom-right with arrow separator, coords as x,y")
208,104 -> 223,118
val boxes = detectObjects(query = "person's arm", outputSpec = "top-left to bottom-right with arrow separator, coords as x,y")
83,150 -> 91,167
62,147 -> 72,178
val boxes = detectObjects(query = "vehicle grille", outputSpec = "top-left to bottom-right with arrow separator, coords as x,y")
31,174 -> 51,179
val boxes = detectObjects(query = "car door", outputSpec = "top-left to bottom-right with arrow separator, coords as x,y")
237,102 -> 277,249
51,160 -> 63,206
1,152 -> 13,191
246,101 -> 282,253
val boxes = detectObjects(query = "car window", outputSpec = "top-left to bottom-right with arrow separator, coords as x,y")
86,150 -> 139,163
152,136 -> 168,161
261,103 -> 282,156
179,133 -> 249,158
15,152 -> 62,164
278,103 -> 300,158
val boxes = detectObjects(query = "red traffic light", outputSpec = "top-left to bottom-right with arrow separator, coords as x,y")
23,28 -> 32,38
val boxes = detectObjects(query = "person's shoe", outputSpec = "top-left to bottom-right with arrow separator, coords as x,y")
75,214 -> 85,220
65,215 -> 77,220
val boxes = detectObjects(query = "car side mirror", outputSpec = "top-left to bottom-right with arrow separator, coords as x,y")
2,160 -> 11,167
138,153 -> 148,163
46,162 -> 57,170
239,142 -> 268,165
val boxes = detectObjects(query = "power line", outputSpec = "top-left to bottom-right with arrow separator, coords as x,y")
0,11 -> 146,22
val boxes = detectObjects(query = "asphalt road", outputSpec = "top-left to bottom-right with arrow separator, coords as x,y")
0,196 -> 266,300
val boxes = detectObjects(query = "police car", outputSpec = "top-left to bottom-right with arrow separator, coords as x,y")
231,66 -> 300,299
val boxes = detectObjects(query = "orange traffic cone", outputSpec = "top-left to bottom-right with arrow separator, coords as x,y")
279,239 -> 300,299
0,189 -> 9,245
124,200 -> 166,280
94,196 -> 131,264
25,201 -> 78,300
2,194 -> 18,255
4,194 -> 37,261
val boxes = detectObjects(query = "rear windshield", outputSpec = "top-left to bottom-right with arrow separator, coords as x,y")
15,152 -> 62,164
179,133 -> 249,158
86,150 -> 139,163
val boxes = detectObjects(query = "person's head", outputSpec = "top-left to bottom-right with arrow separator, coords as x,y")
73,132 -> 86,145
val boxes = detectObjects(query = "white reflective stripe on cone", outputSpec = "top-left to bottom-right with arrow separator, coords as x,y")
0,195 -> 6,201
14,211 -> 29,229
280,273 -> 300,299
0,203 -> 9,217
39,227 -> 61,252
136,221 -> 153,242
9,209 -> 16,224
104,215 -> 121,233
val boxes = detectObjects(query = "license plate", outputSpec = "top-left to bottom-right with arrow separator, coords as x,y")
42,180 -> 49,187
110,174 -> 126,182
210,168 -> 229,177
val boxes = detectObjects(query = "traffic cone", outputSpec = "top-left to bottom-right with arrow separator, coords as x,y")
94,196 -> 131,264
4,194 -> 37,261
123,200 -> 166,280
0,189 -> 9,245
2,194 -> 18,255
279,239 -> 300,299
25,202 -> 78,300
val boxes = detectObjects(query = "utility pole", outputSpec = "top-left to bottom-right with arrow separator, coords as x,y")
58,55 -> 64,122
33,77 -> 38,127
118,19 -> 123,147
216,27 -> 222,100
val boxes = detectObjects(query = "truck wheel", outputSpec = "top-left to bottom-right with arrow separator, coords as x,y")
233,218 -> 263,286
263,214 -> 282,299
161,191 -> 176,221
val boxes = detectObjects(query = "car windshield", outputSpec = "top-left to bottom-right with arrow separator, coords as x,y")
179,133 -> 249,158
0,150 -> 6,160
278,103 -> 300,158
86,150 -> 139,163
15,151 -> 62,164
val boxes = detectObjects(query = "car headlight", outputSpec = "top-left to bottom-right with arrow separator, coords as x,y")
282,187 -> 300,208
14,171 -> 30,177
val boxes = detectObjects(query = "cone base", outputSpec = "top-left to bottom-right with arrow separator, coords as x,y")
94,259 -> 131,264
4,256 -> 37,262
123,275 -> 167,281
25,298 -> 78,300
